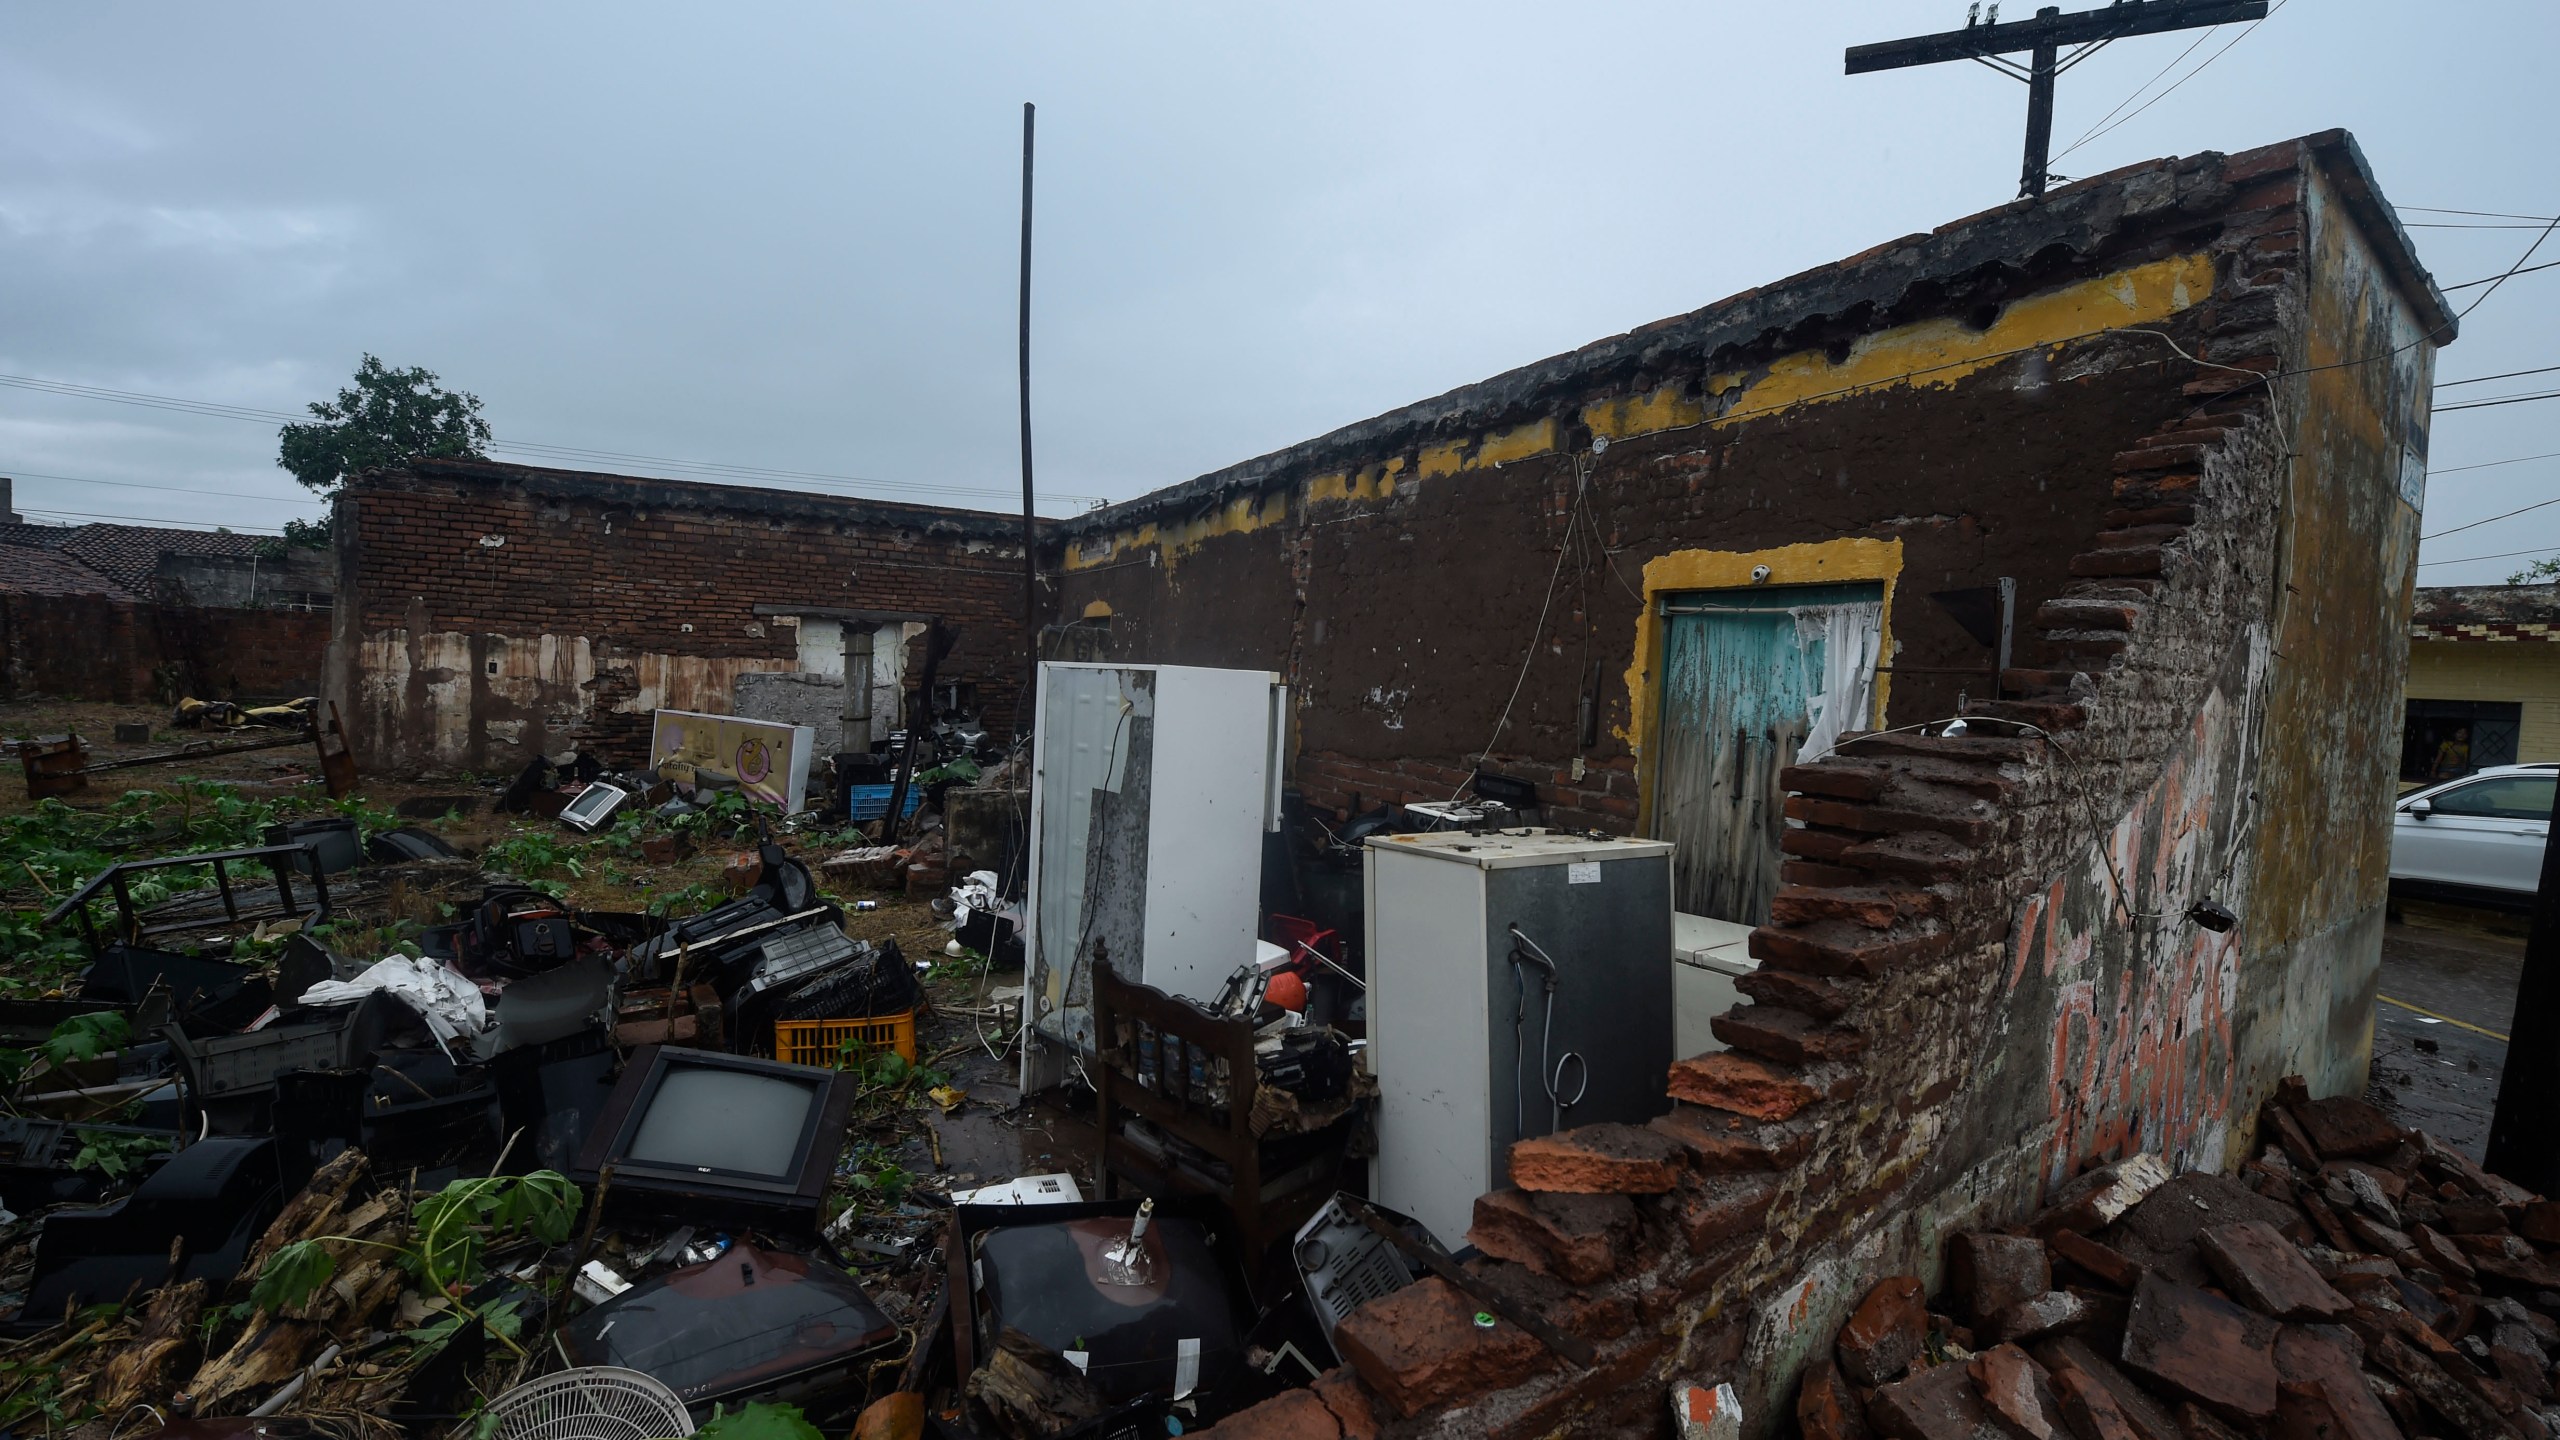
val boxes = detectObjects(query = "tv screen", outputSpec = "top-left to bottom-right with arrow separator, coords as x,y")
624,1068 -> 819,1178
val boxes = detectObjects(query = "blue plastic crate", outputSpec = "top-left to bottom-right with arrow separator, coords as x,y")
846,783 -> 927,822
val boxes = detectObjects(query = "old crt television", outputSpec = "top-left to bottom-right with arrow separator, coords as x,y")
573,1047 -> 858,1230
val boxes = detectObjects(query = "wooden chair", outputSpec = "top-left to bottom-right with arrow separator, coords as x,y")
1091,961 -> 1350,1267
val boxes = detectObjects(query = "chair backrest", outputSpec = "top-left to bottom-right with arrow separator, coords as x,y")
1092,962 -> 1257,1154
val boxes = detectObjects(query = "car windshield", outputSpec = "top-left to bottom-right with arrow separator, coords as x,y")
2427,774 -> 2557,821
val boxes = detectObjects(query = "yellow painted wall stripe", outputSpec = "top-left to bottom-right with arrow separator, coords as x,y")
1063,252 -> 2215,572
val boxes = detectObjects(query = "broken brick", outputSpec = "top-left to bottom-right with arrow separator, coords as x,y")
2411,1223 -> 2478,1281
2049,1231 -> 2145,1291
2196,1222 -> 2353,1321
1466,1188 -> 1635,1284
1990,1291 -> 2090,1345
2119,1273 -> 2280,1422
2364,1331 -> 2514,1440
2520,1201 -> 2560,1247
1648,1104 -> 1802,1173
2034,1337 -> 2183,1440
1678,1173 -> 1779,1253
2037,1155 -> 2171,1235
2172,1400 -> 2249,1440
1667,1052 -> 1821,1121
1193,1389 -> 1342,1440
1311,1367 -> 1380,1440
1799,1358 -> 1874,1440
1867,1359 -> 2000,1440
2052,1364 -> 2146,1440
1332,1277 -> 1552,1418
1507,1122 -> 1683,1194
2290,1097 -> 2402,1160
1969,1343 -> 2068,1440
2272,1326 -> 2401,1440
1953,1232 -> 2053,1326
1838,1276 -> 1930,1388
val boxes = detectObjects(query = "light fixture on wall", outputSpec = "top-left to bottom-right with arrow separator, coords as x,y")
2187,898 -> 2238,933
1750,565 -> 1773,585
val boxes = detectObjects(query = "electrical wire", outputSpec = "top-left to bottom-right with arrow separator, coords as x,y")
2422,497 -> 2560,543
2440,260 -> 2560,292
2440,365 -> 2560,389
0,371 -> 1109,509
2432,452 -> 2560,477
2404,207 -> 2560,223
2050,0 -> 2282,165
0,468 -> 323,505
2417,544 -> 2560,568
14,506 -> 283,532
2437,390 -> 2560,414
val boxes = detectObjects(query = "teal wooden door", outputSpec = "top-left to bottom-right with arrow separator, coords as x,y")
1654,583 -> 1882,923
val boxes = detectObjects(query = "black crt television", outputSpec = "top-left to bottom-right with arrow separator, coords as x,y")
571,1046 -> 858,1231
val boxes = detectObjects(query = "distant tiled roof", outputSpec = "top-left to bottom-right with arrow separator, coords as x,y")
57,524 -> 263,595
0,522 -> 76,551
2412,584 -> 2560,640
0,545 -> 132,598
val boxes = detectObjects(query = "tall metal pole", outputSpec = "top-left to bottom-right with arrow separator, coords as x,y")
2485,778 -> 2560,1195
2020,7 -> 2060,197
1018,102 -> 1040,726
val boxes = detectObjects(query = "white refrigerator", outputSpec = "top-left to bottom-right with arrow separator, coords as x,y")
1019,662 -> 1287,1093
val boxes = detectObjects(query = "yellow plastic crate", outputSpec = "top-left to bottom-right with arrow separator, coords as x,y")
777,1011 -> 917,1068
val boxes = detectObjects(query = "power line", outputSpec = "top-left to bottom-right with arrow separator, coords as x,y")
1,468 -> 322,505
2424,497 -> 2560,543
2404,207 -> 2560,223
2404,222 -> 2560,231
2437,389 -> 2560,414
2431,452 -> 2560,477
0,372 -> 1109,509
16,506 -> 284,533
2418,545 -> 2560,569
2048,0 -> 2283,166
2440,365 -> 2560,389
2441,259 -> 2560,292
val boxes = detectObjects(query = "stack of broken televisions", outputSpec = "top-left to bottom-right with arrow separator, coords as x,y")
1,827 -> 991,1440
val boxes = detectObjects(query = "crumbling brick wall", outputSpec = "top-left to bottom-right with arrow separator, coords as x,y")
0,593 -> 330,703
1073,133 -> 2446,1437
325,460 -> 1037,773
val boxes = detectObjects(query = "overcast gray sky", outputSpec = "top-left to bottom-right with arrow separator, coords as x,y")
1,3 -> 2551,581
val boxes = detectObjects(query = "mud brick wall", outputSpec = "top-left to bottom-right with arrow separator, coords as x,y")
1093,132 -> 2449,1438
326,459 -> 1037,773
0,593 -> 331,703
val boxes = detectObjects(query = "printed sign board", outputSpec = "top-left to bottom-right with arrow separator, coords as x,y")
648,708 -> 815,814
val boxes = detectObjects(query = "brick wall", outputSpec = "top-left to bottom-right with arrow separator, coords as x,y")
1105,133 -> 2447,1437
0,592 -> 331,703
326,460 -> 1038,773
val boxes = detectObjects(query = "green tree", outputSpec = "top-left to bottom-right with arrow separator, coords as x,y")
277,354 -> 491,496
2510,556 -> 2560,585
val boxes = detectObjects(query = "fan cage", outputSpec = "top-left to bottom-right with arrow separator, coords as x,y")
487,1366 -> 697,1440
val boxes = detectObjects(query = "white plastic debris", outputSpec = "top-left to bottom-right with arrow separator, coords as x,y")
573,1260 -> 630,1305
1100,1198 -> 1159,1287
1669,1381 -> 1742,1440
298,954 -> 487,1042
950,1173 -> 1084,1207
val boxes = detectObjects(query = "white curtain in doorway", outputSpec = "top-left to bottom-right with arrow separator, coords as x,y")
1796,602 -> 1884,766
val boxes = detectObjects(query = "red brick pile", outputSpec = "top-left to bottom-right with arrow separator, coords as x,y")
1802,1081 -> 2559,1440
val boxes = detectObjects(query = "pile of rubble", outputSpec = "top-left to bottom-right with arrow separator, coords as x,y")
1801,1079 -> 2558,1440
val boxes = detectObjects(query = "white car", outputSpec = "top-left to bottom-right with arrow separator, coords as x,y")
2390,762 -> 2557,907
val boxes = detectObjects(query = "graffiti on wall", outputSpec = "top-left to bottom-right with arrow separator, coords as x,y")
2008,667 -> 2259,1191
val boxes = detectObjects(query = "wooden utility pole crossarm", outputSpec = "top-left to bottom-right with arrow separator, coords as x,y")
1846,0 -> 2269,198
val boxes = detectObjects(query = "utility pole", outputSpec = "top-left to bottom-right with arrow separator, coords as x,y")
2486,778 -> 2560,1196
1846,1 -> 2267,198
1018,102 -> 1041,725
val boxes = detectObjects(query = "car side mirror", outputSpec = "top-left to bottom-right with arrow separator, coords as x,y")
2406,798 -> 2432,819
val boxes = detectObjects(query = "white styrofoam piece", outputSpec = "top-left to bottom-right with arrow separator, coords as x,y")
950,1172 -> 1086,1207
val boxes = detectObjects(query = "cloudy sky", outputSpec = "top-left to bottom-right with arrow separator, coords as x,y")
0,3 -> 2551,581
